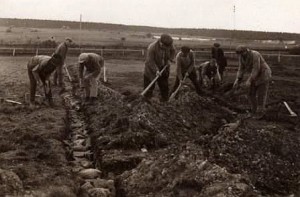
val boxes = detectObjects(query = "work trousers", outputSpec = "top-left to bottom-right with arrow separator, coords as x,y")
83,73 -> 100,98
171,70 -> 202,95
53,63 -> 64,87
144,75 -> 169,101
248,81 -> 269,113
28,69 -> 52,103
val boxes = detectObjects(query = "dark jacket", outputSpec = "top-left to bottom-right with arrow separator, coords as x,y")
144,40 -> 175,80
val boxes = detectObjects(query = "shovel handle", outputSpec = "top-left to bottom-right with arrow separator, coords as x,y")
169,74 -> 188,100
141,65 -> 168,96
283,101 -> 297,117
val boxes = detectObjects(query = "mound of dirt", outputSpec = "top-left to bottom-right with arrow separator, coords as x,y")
198,119 -> 300,196
79,85 -> 268,196
117,143 -> 259,197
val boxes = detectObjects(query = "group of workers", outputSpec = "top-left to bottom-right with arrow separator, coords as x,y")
27,33 -> 272,118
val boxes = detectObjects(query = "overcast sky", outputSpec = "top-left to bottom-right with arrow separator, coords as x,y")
0,0 -> 299,33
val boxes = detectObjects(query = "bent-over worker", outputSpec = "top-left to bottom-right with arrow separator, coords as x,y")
78,53 -> 104,105
233,45 -> 272,118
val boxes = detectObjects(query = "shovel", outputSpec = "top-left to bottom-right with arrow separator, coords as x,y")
283,101 -> 297,117
140,64 -> 168,96
169,73 -> 188,101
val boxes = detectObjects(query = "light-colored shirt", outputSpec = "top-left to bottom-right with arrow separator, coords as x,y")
236,50 -> 272,85
78,53 -> 104,79
175,51 -> 195,80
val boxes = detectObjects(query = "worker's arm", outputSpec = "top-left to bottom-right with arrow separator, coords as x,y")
233,57 -> 245,88
145,44 -> 160,75
32,63 -> 43,85
186,52 -> 195,75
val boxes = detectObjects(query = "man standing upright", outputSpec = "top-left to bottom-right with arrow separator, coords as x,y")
53,38 -> 72,90
143,34 -> 175,102
78,53 -> 104,105
211,43 -> 227,81
233,45 -> 272,118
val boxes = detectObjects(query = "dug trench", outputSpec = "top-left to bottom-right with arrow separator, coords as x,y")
62,64 -> 300,197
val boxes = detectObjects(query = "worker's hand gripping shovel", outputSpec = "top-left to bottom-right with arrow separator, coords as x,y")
140,64 -> 169,96
169,73 -> 188,101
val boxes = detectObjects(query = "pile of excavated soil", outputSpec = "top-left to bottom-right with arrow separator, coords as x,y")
67,62 -> 300,196
80,85 -> 264,196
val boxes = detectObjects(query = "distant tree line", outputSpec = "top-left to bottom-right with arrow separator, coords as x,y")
1,18 -> 300,41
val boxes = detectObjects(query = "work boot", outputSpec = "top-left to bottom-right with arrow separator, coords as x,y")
83,97 -> 90,106
88,97 -> 97,105
59,87 -> 66,95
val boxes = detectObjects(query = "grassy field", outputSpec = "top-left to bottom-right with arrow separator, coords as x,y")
0,26 -> 292,50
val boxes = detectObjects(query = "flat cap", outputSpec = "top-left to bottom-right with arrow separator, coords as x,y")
78,53 -> 89,63
235,45 -> 248,54
181,46 -> 191,53
213,43 -> 220,47
66,37 -> 73,42
160,34 -> 173,46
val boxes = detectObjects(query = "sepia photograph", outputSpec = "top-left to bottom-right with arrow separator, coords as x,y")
0,0 -> 299,196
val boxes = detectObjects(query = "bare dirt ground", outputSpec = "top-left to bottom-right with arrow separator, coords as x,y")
0,56 -> 299,197
0,57 -> 78,196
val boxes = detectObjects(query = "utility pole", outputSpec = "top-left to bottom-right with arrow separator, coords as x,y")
79,14 -> 82,51
230,4 -> 236,51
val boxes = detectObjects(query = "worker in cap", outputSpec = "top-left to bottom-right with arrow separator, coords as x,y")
233,45 -> 272,119
211,42 -> 227,81
53,37 -> 73,91
27,54 -> 62,106
196,58 -> 221,90
170,46 -> 202,96
78,53 -> 104,105
143,33 -> 175,102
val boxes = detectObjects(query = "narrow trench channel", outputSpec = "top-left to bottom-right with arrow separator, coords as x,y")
63,80 -> 117,196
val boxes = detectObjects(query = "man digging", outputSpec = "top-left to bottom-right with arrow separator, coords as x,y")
143,34 -> 176,102
27,54 -> 62,107
170,46 -> 202,98
233,45 -> 272,119
78,53 -> 104,105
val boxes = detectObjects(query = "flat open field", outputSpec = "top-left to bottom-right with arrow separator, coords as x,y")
0,26 -> 292,50
0,54 -> 300,196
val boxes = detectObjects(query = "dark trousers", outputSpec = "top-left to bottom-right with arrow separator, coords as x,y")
28,70 -> 52,103
28,69 -> 37,103
171,70 -> 202,95
144,75 -> 169,101
248,81 -> 269,113
53,63 -> 64,87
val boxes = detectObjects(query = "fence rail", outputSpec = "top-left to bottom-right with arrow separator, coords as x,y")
1,47 -> 300,67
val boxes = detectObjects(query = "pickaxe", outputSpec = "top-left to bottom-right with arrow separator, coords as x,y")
140,64 -> 168,96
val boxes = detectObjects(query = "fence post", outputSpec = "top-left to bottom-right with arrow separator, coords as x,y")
36,48 -> 39,55
12,48 -> 15,56
142,49 -> 145,56
101,49 -> 104,57
278,52 -> 281,63
123,50 -> 125,57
